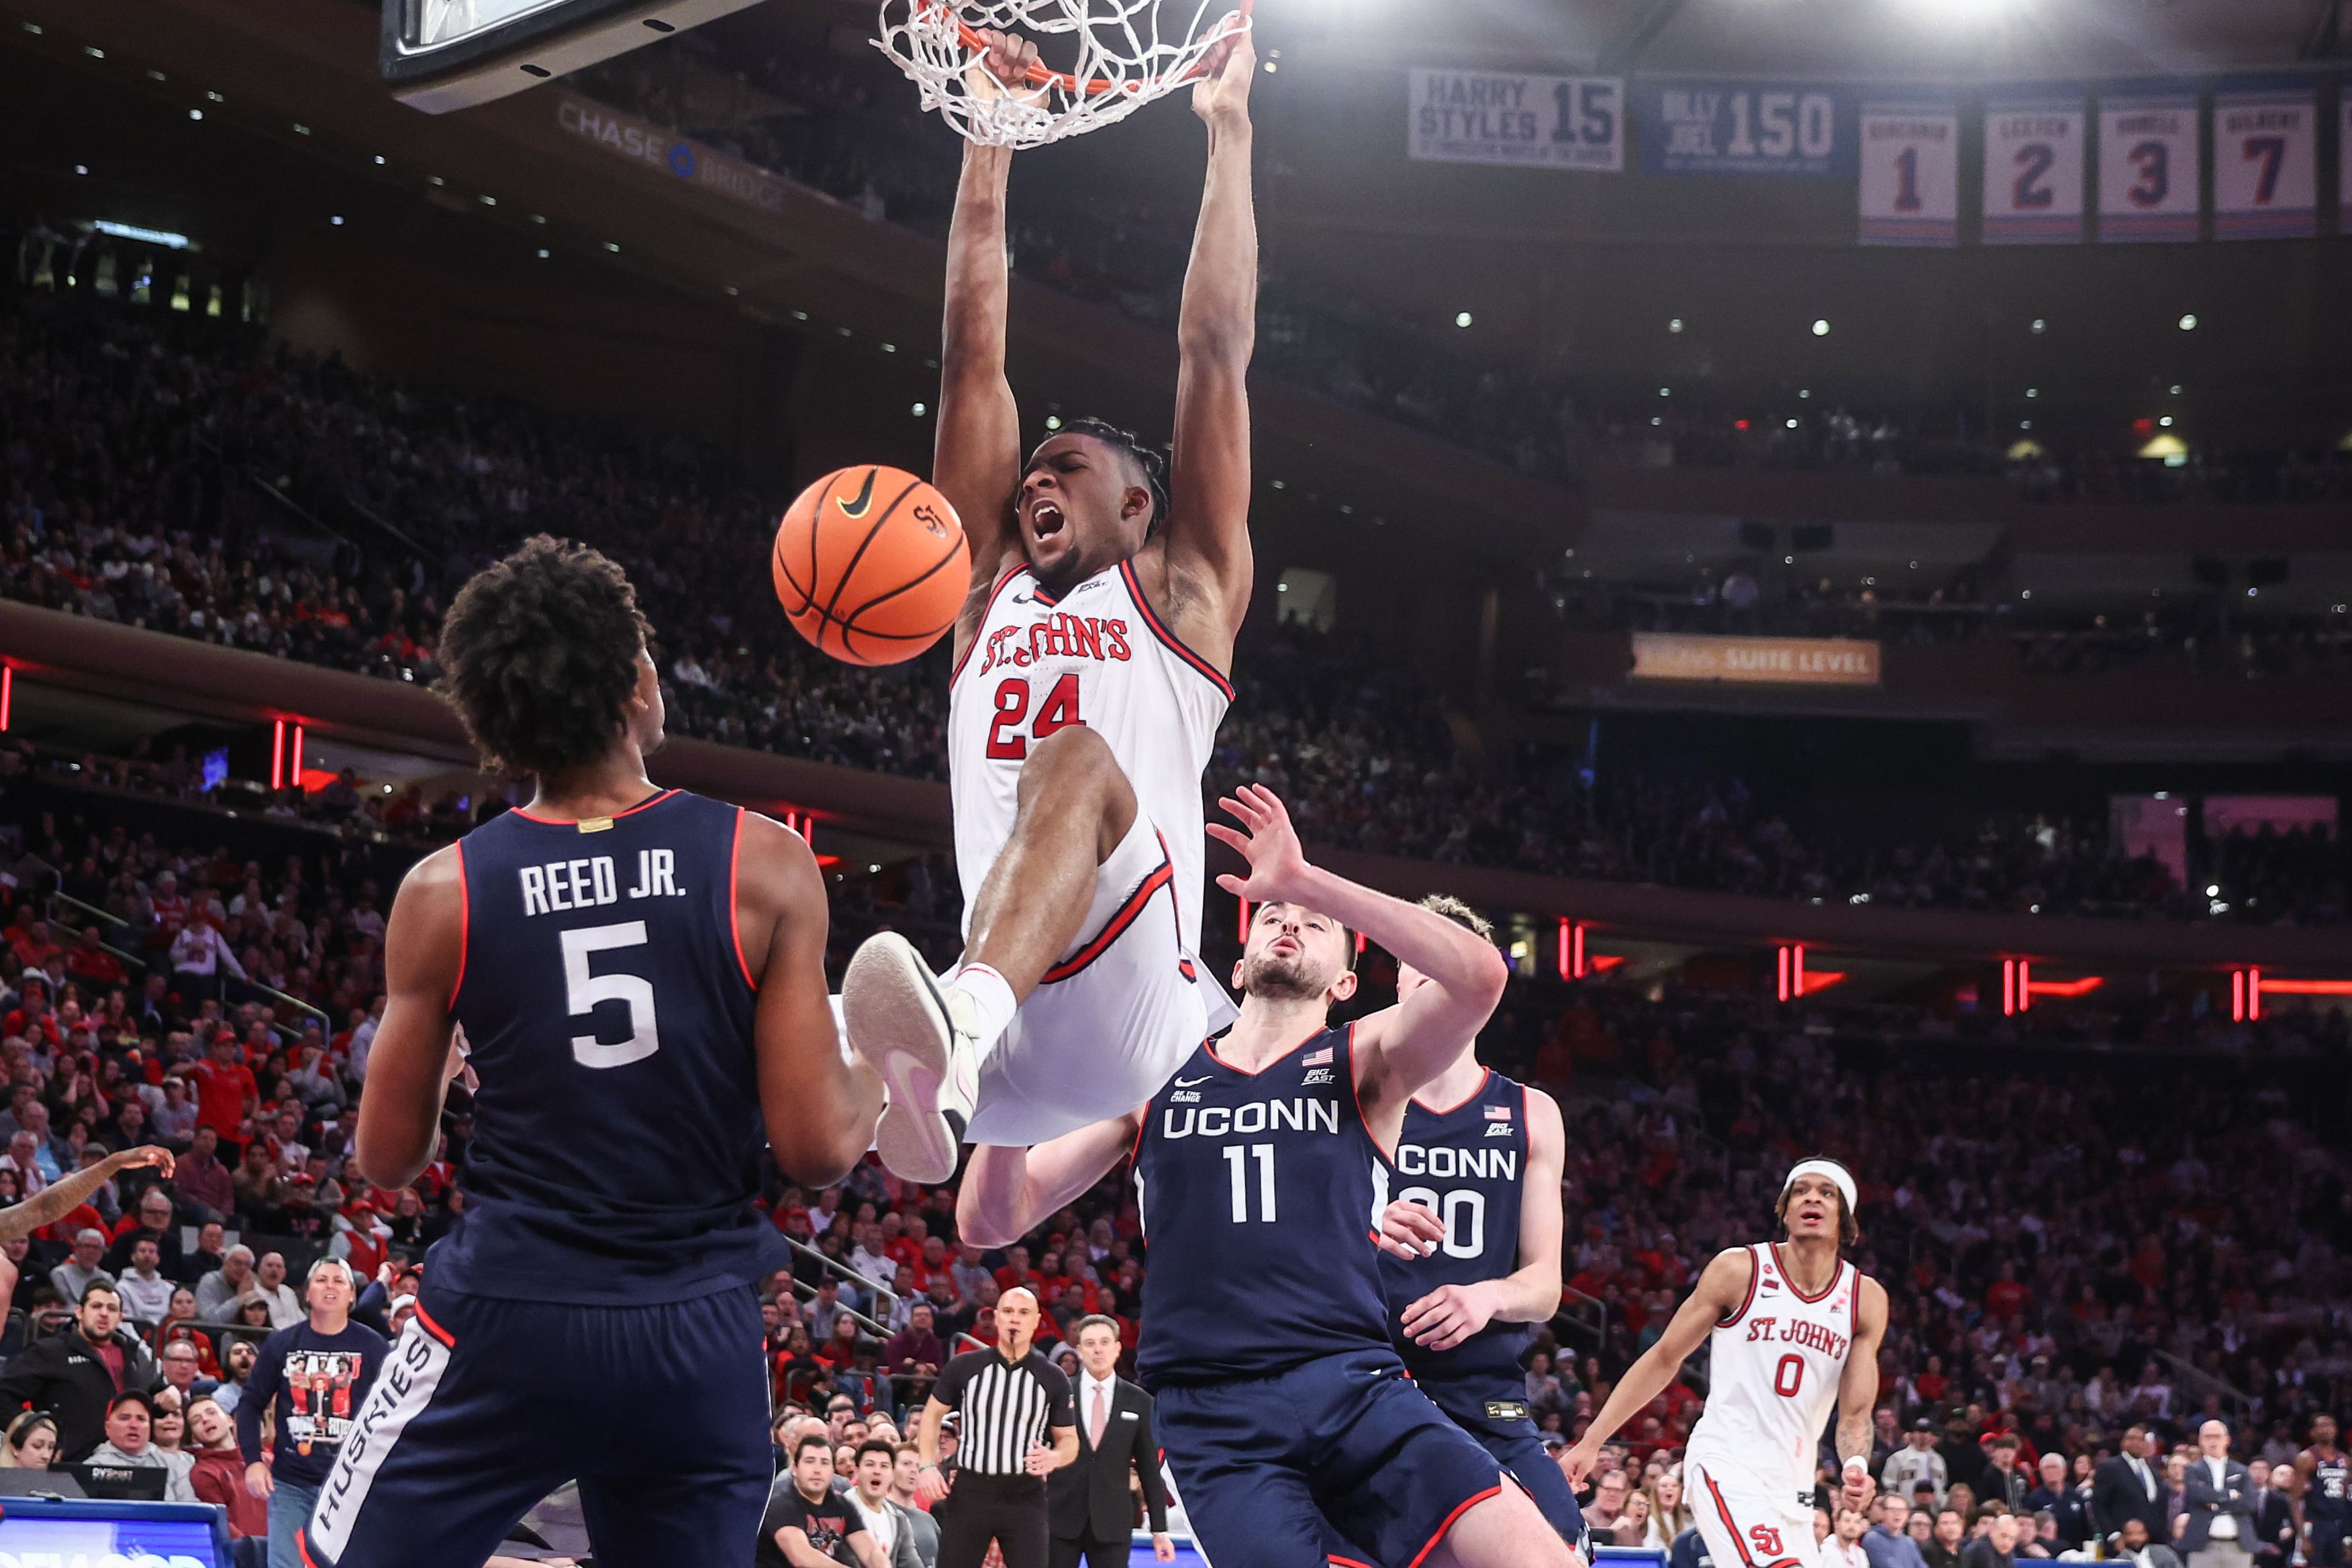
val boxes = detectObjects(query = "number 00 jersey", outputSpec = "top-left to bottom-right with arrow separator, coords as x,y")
434,789 -> 789,1307
1132,1026 -> 1392,1389
947,559 -> 1230,954
1376,1069 -> 1532,1394
1683,1242 -> 1864,1506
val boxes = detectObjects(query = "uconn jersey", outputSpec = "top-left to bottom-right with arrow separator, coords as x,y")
2312,1452 -> 2350,1561
436,789 -> 788,1304
1132,1026 -> 1390,1387
1377,1071 -> 1530,1399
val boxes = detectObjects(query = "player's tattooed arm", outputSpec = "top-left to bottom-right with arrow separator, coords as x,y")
956,1112 -> 1145,1248
1159,25 -> 1259,661
1834,1275 -> 1890,1511
355,845 -> 467,1190
937,33 -> 1034,657
1560,1246 -> 1755,1487
0,1146 -> 175,1246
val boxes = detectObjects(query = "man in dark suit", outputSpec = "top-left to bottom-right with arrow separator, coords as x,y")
2247,1458 -> 2296,1568
2180,1420 -> 2258,1568
1048,1314 -> 1171,1567
2098,1426 -> 2171,1549
2025,1453 -> 2096,1551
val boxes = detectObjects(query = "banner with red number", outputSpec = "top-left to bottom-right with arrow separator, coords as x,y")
2212,81 -> 2317,240
2096,86 -> 2199,242
1857,97 -> 1959,246
1981,90 -> 2086,244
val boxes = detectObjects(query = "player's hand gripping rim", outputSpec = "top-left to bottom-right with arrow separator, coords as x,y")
1206,784 -> 1310,905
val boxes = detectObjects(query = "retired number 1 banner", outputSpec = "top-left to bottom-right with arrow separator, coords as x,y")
2212,79 -> 2318,240
1857,96 -> 1959,246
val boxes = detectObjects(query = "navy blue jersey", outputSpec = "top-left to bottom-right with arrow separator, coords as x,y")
432,789 -> 788,1306
2313,1453 -> 2350,1522
1377,1069 -> 1531,1391
1133,1025 -> 1392,1388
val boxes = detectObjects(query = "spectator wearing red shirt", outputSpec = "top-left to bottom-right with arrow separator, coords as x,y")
1986,1263 -> 2031,1320
63,928 -> 126,990
5,916 -> 62,974
168,1036 -> 256,1148
3,984 -> 61,1050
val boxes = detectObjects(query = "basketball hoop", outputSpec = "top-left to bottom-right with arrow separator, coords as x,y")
877,0 -> 1252,148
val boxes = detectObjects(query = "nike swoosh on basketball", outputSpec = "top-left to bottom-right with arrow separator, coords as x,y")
1173,1075 -> 1212,1087
838,469 -> 879,518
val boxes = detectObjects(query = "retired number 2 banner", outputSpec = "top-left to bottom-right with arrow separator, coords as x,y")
2212,80 -> 2317,240
1982,89 -> 2086,244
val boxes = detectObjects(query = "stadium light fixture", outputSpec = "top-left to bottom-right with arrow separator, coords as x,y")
912,403 -> 927,417
1811,319 -> 1829,337
75,164 -> 88,175
2178,313 -> 2198,331
189,109 -> 203,121
1659,387 -> 1671,397
330,215 -> 344,226
1455,311 -> 1473,328
94,220 -> 190,248
1668,317 -> 1684,334
2030,318 -> 2046,334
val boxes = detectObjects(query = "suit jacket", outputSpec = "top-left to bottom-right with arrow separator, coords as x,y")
2095,1456 -> 2170,1544
2249,1491 -> 2295,1568
1048,1374 -> 1169,1542
2179,1459 -> 2257,1555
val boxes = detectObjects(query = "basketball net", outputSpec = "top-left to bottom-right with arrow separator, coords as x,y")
876,0 -> 1252,148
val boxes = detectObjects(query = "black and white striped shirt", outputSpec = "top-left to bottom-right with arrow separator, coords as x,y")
931,1346 -> 1075,1476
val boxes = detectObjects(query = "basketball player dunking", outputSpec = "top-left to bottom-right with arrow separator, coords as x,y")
1563,1162 -> 1888,1568
2299,1414 -> 2350,1568
1364,897 -> 1585,1555
303,538 -> 885,1568
838,26 -> 1262,1187
954,787 -> 1579,1568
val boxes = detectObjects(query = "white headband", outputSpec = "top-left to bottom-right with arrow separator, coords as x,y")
1781,1159 -> 1857,1215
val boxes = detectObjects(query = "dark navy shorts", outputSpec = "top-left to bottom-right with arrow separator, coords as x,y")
2311,1519 -> 2351,1567
299,1282 -> 772,1568
1412,1377 -> 1587,1550
1154,1349 -> 1504,1568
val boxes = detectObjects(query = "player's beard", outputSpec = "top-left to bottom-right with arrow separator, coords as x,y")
1243,950 -> 1331,1001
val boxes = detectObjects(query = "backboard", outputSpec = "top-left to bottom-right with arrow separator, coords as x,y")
380,0 -> 763,114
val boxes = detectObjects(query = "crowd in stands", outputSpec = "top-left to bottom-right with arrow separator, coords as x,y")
5,289 -> 2345,929
574,24 -> 2352,503
1,733 -> 2349,1560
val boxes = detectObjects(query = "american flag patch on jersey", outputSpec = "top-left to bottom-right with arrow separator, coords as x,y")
1485,1104 -> 1512,1120
1302,1046 -> 1334,1067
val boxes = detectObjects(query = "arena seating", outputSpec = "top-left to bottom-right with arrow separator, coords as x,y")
1,751 -> 2343,1536
5,293 -> 2341,926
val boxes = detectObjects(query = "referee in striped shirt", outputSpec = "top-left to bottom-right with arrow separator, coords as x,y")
915,1287 -> 1079,1568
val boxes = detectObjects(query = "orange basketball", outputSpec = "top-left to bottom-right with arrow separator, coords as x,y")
772,464 -> 969,667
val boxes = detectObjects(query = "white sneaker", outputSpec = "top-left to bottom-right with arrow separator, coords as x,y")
842,932 -> 980,1184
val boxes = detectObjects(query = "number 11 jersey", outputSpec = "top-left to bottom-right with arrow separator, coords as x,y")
434,789 -> 789,1306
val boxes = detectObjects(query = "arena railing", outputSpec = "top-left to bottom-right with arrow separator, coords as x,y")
2151,1349 -> 2253,1425
48,882 -> 332,1030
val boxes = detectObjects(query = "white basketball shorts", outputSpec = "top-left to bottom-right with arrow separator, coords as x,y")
1687,1453 -> 1826,1568
963,810 -> 1236,1146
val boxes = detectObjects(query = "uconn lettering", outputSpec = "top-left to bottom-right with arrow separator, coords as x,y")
1394,1144 -> 1518,1181
518,850 -> 685,918
976,614 -> 1133,678
1160,1100 -> 1341,1138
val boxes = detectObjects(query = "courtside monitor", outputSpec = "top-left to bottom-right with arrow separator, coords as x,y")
0,1497 -> 232,1567
379,0 -> 765,113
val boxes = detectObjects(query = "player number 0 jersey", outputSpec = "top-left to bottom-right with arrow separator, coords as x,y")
947,558 -> 1230,952
1685,1242 -> 1864,1504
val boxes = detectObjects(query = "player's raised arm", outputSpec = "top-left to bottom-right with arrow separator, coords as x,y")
738,813 -> 885,1187
1159,28 -> 1259,658
936,34 -> 1036,654
1560,1246 -> 1755,1485
0,1145 -> 175,1246
354,846 -> 467,1189
1834,1275 -> 1891,1510
1205,785 -> 1508,1124
955,1112 -> 1144,1248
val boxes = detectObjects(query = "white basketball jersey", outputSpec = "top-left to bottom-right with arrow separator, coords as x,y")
947,558 -> 1230,953
1686,1243 -> 1863,1506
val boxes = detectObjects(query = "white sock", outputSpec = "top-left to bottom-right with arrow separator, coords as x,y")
946,963 -> 1018,1060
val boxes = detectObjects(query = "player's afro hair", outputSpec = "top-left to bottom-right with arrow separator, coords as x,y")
435,535 -> 654,779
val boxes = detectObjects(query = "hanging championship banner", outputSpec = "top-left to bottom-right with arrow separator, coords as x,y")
1981,89 -> 2086,244
1639,81 -> 1855,176
2096,85 -> 2200,242
2212,81 -> 2318,240
1408,69 -> 1625,170
1857,96 -> 1959,246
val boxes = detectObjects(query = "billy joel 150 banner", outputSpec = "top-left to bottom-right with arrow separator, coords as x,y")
1408,69 -> 1624,171
1639,81 -> 1856,177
